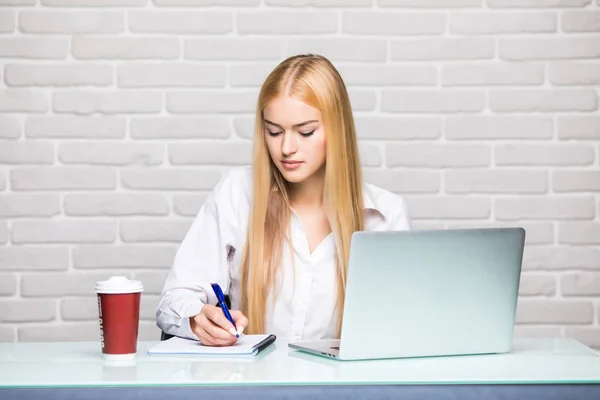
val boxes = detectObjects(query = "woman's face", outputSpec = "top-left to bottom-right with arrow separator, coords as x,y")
263,95 -> 326,184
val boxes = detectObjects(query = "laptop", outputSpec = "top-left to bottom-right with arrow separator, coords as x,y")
288,227 -> 526,361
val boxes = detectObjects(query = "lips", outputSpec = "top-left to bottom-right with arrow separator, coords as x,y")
282,160 -> 302,165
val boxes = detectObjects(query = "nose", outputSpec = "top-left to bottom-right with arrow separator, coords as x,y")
281,132 -> 297,157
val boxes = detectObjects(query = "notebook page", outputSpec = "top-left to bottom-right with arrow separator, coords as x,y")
147,335 -> 271,356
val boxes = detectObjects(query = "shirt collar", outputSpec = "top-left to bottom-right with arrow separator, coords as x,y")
362,184 -> 386,221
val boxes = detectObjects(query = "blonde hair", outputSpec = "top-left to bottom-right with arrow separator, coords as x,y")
240,54 -> 364,337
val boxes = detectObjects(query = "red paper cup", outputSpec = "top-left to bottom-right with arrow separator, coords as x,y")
95,276 -> 143,360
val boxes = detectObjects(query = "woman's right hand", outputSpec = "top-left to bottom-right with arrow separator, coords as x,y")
189,304 -> 248,347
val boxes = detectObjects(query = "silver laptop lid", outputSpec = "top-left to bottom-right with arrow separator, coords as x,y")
338,227 -> 525,360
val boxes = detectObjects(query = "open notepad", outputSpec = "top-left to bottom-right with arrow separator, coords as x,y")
147,334 -> 276,357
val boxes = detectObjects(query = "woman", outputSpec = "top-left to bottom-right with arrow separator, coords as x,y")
156,54 -> 411,347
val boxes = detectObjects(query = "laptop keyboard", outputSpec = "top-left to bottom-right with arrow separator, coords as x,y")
330,346 -> 340,350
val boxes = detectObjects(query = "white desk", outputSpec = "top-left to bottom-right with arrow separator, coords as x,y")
1,338 -> 599,400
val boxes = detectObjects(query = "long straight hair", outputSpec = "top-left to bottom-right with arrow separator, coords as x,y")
240,54 -> 364,337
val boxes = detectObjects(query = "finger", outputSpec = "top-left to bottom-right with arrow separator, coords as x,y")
230,310 -> 249,335
206,307 -> 238,337
201,314 -> 237,343
196,326 -> 233,347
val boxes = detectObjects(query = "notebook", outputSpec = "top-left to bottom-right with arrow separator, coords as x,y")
147,334 -> 276,357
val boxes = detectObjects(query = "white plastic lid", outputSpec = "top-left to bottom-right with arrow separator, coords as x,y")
95,276 -> 143,294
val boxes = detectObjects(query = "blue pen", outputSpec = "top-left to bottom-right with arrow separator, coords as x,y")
210,283 -> 239,339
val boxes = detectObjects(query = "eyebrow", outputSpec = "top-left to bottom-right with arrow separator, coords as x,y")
264,119 -> 319,129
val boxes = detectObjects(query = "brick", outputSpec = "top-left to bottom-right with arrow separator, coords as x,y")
343,12 -> 444,35
140,295 -> 159,321
169,143 -> 252,165
121,169 -> 222,190
495,144 -> 594,166
518,274 -> 556,296
129,11 -> 231,34
0,91 -> 47,113
0,38 -> 68,59
73,37 -> 179,60
490,89 -> 597,112
287,38 -> 386,62
386,144 -> 490,167
154,0 -> 260,4
267,0 -> 371,4
185,38 -> 284,61
513,326 -> 562,339
229,63 -> 277,87
238,11 -> 336,34
565,328 -> 600,349
0,195 -> 60,218
0,116 -> 20,139
0,221 -> 7,244
131,117 -> 230,140
121,221 -> 192,243
19,323 -> 99,342
562,10 -> 600,32
562,273 -> 600,296
59,143 -> 163,166
0,0 -> 35,4
11,168 -> 116,191
12,221 -> 116,244
500,38 -> 600,60
167,91 -> 257,114
233,117 -> 254,139
404,196 -> 491,219
496,196 -> 595,220
5,64 -> 112,87
391,38 -> 494,61
515,300 -> 592,324
338,64 -> 437,86
380,0 -> 480,5
73,245 -> 177,269
0,10 -> 14,32
118,64 -> 225,88
560,222 -> 600,244
445,170 -> 548,194
445,222 -> 554,245
0,300 -> 56,323
349,90 -> 377,111
442,64 -> 544,86
450,12 -> 556,34
0,172 -> 4,191
0,248 -> 68,271
363,169 -> 441,194
60,297 -> 97,321
558,116 -> 600,140
523,246 -> 600,270
355,117 -> 441,140
65,194 -> 169,216
0,142 -> 53,164
133,271 -> 169,295
20,11 -> 124,34
53,91 -> 161,114
26,116 -> 125,139
554,171 -> 600,192
359,143 -> 382,167
0,327 -> 15,342
173,194 -> 210,216
0,274 -> 17,296
488,0 -> 591,6
446,116 -> 553,140
42,0 -> 147,5
21,272 -> 127,297
382,90 -> 484,113
549,62 -> 600,86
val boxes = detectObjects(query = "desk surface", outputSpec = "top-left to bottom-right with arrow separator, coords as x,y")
1,338 -> 599,388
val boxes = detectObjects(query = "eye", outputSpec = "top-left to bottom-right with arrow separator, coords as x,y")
266,130 -> 281,137
299,130 -> 315,137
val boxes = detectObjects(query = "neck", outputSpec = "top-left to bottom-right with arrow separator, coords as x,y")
289,166 -> 326,209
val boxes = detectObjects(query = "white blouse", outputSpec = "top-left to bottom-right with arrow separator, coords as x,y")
156,166 -> 411,341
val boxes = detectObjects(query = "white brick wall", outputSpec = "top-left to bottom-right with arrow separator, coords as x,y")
0,0 -> 598,348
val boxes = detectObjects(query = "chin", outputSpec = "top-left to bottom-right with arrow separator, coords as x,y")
277,165 -> 311,184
